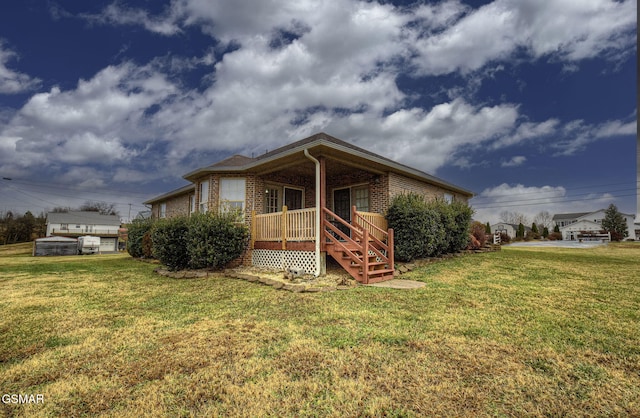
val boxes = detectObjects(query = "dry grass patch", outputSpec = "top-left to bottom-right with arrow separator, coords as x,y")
0,244 -> 638,416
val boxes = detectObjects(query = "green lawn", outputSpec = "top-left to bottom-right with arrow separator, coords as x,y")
1,243 -> 638,417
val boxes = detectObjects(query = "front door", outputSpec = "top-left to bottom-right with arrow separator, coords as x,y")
333,188 -> 351,237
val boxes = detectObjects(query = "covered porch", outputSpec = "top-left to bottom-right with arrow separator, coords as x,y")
239,141 -> 400,283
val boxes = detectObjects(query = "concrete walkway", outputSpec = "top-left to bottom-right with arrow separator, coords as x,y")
365,279 -> 425,289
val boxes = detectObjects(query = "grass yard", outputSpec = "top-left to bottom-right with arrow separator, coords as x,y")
0,242 -> 639,417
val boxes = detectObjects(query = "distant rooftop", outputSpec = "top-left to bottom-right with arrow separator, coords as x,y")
47,211 -> 121,226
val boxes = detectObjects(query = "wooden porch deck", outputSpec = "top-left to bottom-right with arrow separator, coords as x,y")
251,206 -> 395,284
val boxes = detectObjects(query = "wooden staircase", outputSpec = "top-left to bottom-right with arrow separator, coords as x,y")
322,207 -> 395,284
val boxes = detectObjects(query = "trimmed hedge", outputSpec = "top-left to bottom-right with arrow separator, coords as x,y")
386,193 -> 473,262
187,212 -> 249,270
126,218 -> 154,258
137,212 -> 249,271
151,217 -> 190,271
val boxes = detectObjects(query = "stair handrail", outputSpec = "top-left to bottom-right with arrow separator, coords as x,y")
321,207 -> 364,269
352,207 -> 394,273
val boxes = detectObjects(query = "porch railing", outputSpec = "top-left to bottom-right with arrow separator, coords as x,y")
252,207 -> 316,246
354,210 -> 387,241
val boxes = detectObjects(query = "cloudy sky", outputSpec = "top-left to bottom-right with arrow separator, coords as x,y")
0,0 -> 637,224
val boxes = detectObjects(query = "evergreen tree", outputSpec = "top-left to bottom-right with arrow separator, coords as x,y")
485,222 -> 491,234
554,225 -> 560,233
517,223 -> 525,238
531,222 -> 538,234
602,204 -> 628,241
542,227 -> 549,239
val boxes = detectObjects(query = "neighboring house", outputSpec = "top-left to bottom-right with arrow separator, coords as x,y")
491,223 -> 517,239
552,212 -> 590,229
46,211 -> 122,253
145,133 -> 473,283
553,210 -> 637,241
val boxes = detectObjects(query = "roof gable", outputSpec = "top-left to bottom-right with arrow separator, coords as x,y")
552,212 -> 591,221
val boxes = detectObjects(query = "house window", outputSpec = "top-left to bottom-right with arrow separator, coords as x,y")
264,185 -> 304,213
265,187 -> 280,213
220,178 -> 246,214
444,193 -> 453,203
353,186 -> 369,212
61,224 -> 68,231
160,203 -> 167,218
189,194 -> 196,214
199,181 -> 209,213
284,187 -> 303,210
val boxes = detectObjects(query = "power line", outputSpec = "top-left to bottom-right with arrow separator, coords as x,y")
472,192 -> 636,210
471,187 -> 636,207
4,178 -> 154,199
470,180 -> 638,202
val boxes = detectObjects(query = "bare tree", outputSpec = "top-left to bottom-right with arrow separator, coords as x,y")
499,210 -> 529,226
533,210 -> 553,231
79,201 -> 119,216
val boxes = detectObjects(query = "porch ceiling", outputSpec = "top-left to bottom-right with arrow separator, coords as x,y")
257,156 -> 377,179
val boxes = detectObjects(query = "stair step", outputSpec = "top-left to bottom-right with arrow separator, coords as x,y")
366,274 -> 396,284
359,269 -> 394,277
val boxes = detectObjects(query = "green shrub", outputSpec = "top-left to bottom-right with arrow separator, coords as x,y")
127,218 -> 154,258
151,217 -> 190,271
387,193 -> 474,262
187,212 -> 248,270
444,200 -> 473,253
132,212 -> 248,271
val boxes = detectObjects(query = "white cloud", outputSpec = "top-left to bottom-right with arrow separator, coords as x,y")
2,0 -> 635,197
491,119 -> 560,149
410,0 -> 637,75
501,156 -> 527,167
0,41 -> 41,94
81,3 -> 183,36
0,62 -> 177,172
472,183 -> 566,223
335,99 -> 519,172
470,182 -> 625,224
553,117 -> 637,156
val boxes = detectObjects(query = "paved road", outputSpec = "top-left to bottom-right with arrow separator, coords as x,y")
506,241 -> 607,249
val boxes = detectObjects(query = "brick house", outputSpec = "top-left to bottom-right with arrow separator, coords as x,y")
145,133 -> 473,283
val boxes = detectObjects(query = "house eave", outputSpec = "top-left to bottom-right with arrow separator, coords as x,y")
144,184 -> 195,205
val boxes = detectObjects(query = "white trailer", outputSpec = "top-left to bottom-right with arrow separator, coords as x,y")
78,236 -> 101,255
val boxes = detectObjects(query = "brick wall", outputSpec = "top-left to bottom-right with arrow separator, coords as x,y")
166,193 -> 192,218
150,193 -> 192,219
388,172 -> 469,206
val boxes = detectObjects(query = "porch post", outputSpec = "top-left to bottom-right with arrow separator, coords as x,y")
281,205 -> 288,250
319,156 -> 326,252
304,149 -> 322,276
251,210 -> 256,249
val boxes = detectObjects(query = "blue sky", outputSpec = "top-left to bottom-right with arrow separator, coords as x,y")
0,0 -> 637,224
